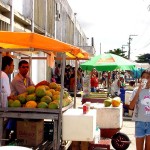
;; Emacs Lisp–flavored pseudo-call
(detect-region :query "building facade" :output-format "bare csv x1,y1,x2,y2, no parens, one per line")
0,0,95,83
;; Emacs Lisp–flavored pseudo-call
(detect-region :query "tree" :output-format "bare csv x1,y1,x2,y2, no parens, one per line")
106,48,128,59
135,53,150,63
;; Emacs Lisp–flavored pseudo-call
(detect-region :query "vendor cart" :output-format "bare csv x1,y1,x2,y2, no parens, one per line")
0,31,89,149
63,103,130,150
90,103,130,150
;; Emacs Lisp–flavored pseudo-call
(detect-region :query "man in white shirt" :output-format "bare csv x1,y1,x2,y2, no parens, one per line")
1,56,14,96
1,55,14,142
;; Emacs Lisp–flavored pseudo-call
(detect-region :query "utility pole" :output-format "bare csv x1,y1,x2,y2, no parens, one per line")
128,35,138,59
128,36,131,59
100,42,101,54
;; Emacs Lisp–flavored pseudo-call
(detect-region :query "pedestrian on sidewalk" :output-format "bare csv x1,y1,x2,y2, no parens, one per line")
129,68,150,150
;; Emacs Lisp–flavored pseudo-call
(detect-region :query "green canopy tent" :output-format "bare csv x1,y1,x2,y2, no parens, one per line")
80,53,135,71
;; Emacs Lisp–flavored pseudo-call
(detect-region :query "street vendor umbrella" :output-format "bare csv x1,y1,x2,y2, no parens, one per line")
80,53,135,71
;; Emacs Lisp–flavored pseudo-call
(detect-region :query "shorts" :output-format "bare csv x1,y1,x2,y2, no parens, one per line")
135,121,150,138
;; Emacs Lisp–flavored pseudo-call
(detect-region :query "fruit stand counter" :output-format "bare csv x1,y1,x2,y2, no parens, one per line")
82,92,108,104
78,102,123,138
0,102,73,149
91,103,123,138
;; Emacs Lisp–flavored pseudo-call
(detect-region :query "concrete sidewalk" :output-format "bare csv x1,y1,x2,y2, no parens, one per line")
119,117,135,150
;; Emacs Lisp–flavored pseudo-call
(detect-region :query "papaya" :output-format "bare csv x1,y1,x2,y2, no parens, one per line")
44,85,50,90
45,90,52,97
35,85,46,97
112,97,121,107
17,92,27,104
26,93,36,101
52,95,60,101
48,101,59,109
25,101,37,108
26,85,35,94
11,100,21,107
37,102,48,108
40,96,52,104
8,99,14,107
49,82,57,89
49,89,55,95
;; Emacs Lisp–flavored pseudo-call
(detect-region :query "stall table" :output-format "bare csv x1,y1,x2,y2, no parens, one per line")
0,102,73,149
82,92,108,104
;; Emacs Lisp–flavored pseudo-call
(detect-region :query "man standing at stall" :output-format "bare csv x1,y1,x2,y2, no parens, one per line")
10,60,34,95
1,55,14,100
1,55,14,143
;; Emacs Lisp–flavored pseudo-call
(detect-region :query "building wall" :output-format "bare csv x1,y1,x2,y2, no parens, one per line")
0,0,93,83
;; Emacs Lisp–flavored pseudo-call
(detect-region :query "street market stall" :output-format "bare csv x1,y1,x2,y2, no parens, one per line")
0,31,89,149
80,53,136,114
82,92,108,104
62,98,130,150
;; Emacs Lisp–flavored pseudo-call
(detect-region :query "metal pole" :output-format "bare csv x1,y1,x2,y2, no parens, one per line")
58,53,66,149
100,43,101,54
74,59,78,108
0,52,2,107
128,35,137,59
128,36,131,59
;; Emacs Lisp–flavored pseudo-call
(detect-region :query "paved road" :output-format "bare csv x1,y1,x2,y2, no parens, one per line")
75,97,136,150
119,118,135,150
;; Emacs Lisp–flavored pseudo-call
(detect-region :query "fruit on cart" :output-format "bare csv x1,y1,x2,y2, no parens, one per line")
49,89,55,95
53,91,60,96
17,92,27,104
104,98,112,107
63,96,73,107
8,99,14,107
112,97,121,107
40,95,52,104
45,90,52,97
62,99,67,107
48,101,59,109
8,81,73,109
52,94,60,101
26,85,35,94
44,85,50,90
26,93,36,101
25,101,37,108
37,101,48,108
63,91,69,98
35,85,46,97
55,85,61,91
49,82,57,89
11,100,21,107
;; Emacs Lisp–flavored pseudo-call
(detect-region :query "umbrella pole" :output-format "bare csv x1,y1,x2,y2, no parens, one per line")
74,59,78,108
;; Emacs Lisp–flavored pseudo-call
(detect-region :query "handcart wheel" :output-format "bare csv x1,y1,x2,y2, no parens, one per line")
111,132,131,150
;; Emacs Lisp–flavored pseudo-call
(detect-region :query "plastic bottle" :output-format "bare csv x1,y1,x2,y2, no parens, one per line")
1,86,8,108
94,126,100,144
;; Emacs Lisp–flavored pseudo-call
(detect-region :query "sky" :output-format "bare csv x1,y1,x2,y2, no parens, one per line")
68,0,150,61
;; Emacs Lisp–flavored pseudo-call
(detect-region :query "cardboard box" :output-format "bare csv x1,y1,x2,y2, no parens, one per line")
17,119,44,146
